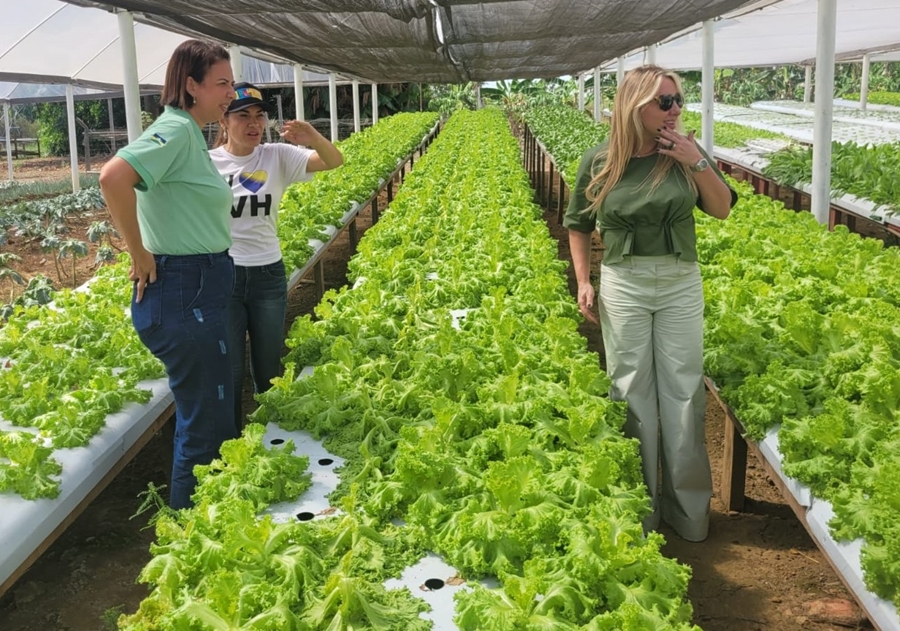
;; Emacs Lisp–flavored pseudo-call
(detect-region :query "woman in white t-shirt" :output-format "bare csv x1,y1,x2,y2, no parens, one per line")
210,82,343,431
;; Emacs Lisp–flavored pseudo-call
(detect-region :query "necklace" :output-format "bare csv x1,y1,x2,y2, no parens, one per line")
633,148,657,158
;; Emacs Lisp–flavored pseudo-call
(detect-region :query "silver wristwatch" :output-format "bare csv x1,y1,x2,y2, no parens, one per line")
690,157,710,172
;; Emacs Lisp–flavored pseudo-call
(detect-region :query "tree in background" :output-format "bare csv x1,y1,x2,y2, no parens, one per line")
33,96,157,157
427,83,477,116
270,82,425,122
681,62,900,106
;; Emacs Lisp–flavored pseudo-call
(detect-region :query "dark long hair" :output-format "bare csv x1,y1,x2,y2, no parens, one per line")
161,40,230,110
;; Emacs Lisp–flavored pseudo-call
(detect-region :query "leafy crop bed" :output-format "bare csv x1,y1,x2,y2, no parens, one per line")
763,141,900,210
528,106,900,612
278,112,439,271
121,109,703,631
0,260,163,498
698,184,900,606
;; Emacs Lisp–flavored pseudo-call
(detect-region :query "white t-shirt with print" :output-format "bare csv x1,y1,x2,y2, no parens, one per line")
209,143,314,266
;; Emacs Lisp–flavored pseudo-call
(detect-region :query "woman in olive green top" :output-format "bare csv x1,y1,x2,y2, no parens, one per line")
565,65,736,542
99,40,238,510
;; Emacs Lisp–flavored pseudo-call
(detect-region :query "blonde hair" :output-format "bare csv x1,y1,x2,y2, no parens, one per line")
586,65,697,215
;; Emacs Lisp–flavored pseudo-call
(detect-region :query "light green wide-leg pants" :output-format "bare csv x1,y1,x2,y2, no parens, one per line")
598,255,711,542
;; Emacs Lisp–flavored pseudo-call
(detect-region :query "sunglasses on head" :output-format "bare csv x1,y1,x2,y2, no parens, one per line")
654,93,684,111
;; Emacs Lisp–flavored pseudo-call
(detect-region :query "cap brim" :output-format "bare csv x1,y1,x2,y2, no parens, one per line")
228,101,274,115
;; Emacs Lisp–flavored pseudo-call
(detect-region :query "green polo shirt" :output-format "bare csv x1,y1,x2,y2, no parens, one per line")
564,142,735,265
117,106,233,255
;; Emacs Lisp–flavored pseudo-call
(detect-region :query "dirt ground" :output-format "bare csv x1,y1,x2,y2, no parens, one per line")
0,156,871,631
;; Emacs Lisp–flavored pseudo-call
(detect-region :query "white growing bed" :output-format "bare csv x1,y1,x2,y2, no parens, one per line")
0,123,441,597
752,425,899,631
687,102,900,146
0,377,173,592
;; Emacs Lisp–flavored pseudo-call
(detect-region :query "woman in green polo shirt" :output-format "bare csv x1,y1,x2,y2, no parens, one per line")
99,40,237,510
565,65,737,542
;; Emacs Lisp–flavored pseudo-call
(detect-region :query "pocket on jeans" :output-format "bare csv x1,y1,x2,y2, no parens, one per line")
181,265,206,312
262,259,286,279
132,280,163,337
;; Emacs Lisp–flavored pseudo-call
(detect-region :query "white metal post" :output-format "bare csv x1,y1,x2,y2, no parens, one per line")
3,102,13,180
617,57,625,88
577,74,585,112
352,80,360,133
107,98,117,152
276,94,283,126
371,84,379,124
804,64,813,103
811,0,837,225
66,84,80,192
229,46,243,83
647,44,657,65
293,64,305,120
860,53,871,111
593,67,602,122
701,20,715,156
475,83,482,109
328,73,338,142
116,11,142,143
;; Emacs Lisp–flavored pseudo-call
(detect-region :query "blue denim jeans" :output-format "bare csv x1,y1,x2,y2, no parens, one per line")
228,259,288,431
131,251,237,510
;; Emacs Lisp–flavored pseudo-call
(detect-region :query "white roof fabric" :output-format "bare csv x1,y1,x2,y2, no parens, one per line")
0,82,160,105
0,0,351,105
61,0,757,83
1,0,185,89
603,0,900,72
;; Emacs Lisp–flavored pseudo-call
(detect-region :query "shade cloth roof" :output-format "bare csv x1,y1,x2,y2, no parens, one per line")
60,0,757,83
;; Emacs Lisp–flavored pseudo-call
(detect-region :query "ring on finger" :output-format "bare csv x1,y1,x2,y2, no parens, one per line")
668,141,676,150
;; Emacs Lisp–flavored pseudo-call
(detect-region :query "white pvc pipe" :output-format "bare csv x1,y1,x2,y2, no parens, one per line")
328,73,338,142
593,67,601,122
701,20,715,156
475,83,482,110
293,64,305,120
647,44,657,65
860,53,870,111
577,74,585,112
371,84,379,124
275,94,283,126
3,102,13,180
116,11,142,143
617,57,625,87
352,80,360,133
811,0,837,226
804,65,813,103
66,84,79,192
229,46,243,83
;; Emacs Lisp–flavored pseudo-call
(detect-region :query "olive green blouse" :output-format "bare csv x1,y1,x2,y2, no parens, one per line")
563,142,736,265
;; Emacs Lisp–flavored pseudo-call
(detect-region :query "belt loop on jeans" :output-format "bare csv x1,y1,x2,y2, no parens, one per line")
158,255,168,268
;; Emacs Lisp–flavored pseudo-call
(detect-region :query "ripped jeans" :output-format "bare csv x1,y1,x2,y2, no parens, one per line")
131,251,237,510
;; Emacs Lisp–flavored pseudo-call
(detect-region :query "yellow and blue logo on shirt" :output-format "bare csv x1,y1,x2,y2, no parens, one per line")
149,133,167,146
238,170,268,194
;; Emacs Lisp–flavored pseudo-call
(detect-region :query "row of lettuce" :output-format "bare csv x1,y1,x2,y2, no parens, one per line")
521,106,794,185
0,112,439,501
277,113,439,271
121,109,703,631
526,104,900,606
762,141,900,212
